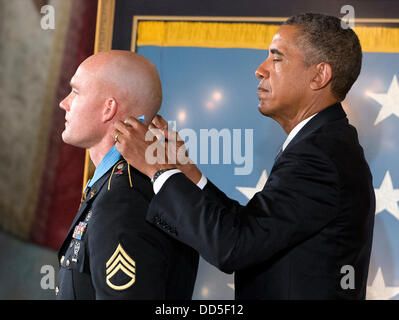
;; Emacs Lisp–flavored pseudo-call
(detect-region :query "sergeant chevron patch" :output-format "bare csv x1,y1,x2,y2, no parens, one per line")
105,243,136,290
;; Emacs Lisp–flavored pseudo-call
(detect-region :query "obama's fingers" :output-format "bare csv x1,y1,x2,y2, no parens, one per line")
148,125,164,141
152,114,168,131
113,129,122,144
114,120,134,136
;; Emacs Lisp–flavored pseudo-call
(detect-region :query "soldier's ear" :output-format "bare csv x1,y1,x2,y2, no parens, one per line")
102,97,118,122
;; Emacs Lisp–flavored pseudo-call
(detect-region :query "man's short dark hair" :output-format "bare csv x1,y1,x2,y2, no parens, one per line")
283,13,362,101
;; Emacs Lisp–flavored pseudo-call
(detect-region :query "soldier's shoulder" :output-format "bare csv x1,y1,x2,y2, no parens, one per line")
104,160,153,200
89,160,155,229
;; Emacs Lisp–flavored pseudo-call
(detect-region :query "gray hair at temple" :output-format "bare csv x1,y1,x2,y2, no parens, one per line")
283,13,362,101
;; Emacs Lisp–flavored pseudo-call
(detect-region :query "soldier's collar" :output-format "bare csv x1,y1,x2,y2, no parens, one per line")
85,145,122,191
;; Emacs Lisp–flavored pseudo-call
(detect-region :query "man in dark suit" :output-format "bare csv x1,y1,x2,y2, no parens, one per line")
113,13,375,299
57,50,198,299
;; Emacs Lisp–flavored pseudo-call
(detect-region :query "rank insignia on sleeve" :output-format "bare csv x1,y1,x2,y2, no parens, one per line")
105,243,136,290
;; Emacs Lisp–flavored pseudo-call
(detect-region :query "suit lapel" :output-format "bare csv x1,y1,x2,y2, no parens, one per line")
284,102,347,153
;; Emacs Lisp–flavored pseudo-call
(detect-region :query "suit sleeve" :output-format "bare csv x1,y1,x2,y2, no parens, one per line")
89,182,170,299
146,141,340,273
202,179,242,211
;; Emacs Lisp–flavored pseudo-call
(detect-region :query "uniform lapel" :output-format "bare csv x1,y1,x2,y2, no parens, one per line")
58,170,112,257
63,191,94,243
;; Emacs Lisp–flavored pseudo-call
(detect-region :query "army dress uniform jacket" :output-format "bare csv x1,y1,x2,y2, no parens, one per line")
146,103,375,299
57,160,198,299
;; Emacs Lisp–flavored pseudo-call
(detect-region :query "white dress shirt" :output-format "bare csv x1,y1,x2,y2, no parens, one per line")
153,169,207,194
281,113,317,151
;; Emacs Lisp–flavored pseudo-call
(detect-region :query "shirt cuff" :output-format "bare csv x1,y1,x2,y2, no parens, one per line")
153,170,208,194
197,175,208,190
153,169,182,194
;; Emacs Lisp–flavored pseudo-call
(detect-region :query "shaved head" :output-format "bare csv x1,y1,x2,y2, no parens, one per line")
80,50,162,123
60,50,162,165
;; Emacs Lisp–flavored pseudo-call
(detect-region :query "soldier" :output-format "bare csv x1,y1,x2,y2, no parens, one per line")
56,50,198,299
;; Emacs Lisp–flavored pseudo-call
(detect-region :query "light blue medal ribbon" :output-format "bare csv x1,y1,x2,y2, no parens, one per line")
84,115,145,191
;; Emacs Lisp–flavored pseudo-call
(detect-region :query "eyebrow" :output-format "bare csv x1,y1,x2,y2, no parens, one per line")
270,48,285,57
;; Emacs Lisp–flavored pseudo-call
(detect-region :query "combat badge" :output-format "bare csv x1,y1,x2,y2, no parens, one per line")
71,241,81,263
105,243,136,290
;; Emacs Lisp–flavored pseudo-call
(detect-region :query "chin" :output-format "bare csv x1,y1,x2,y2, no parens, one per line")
61,132,78,147
61,131,68,143
258,103,272,117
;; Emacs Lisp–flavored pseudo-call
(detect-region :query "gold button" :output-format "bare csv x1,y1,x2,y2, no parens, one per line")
66,259,70,267
55,286,59,296
60,256,65,264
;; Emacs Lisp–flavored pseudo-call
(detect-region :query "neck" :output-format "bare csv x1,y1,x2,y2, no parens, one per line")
88,136,115,167
276,96,338,134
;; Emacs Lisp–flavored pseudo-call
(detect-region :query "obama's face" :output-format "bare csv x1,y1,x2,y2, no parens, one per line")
255,25,312,120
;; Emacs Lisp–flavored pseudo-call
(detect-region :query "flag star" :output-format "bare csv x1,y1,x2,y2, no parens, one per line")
367,268,399,300
374,171,399,220
368,75,399,125
236,170,268,200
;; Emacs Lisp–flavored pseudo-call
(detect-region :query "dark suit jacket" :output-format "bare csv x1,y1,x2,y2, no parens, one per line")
147,103,375,299
57,160,198,299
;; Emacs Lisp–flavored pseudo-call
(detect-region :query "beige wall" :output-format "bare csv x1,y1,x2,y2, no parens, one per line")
0,0,71,238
